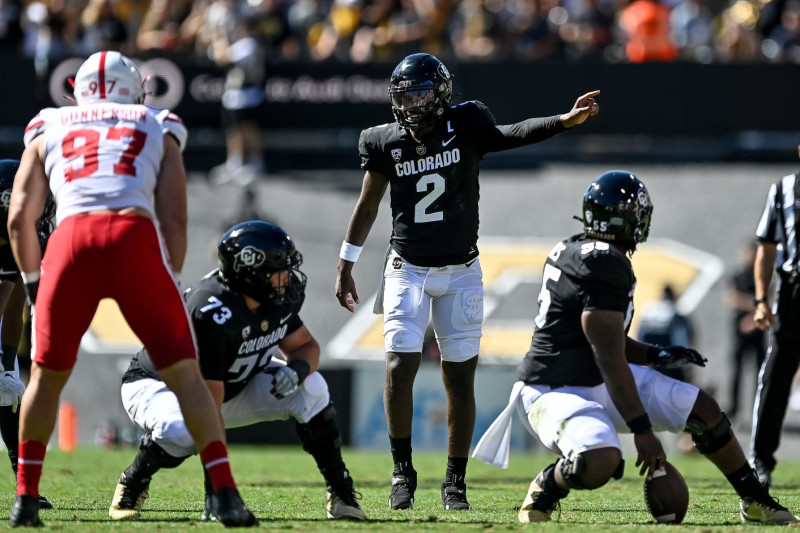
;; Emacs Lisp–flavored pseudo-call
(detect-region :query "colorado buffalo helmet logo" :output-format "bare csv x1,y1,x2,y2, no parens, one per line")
234,246,266,271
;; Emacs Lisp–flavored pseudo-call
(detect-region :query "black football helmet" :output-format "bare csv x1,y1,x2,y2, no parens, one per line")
389,53,453,131
217,220,306,306
581,170,653,249
0,159,56,244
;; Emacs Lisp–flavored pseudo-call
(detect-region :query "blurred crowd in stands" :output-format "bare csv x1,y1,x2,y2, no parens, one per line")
0,0,798,70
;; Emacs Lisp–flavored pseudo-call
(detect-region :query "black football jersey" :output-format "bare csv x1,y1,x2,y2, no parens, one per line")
359,101,565,267
123,270,305,401
0,244,20,282
516,234,636,387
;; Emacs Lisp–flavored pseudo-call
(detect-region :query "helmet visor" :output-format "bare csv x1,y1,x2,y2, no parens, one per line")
391,88,435,110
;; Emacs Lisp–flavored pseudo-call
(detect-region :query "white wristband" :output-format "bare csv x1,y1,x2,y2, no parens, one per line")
20,270,40,284
339,241,363,262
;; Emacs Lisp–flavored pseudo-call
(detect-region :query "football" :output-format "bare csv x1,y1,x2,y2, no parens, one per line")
643,461,690,524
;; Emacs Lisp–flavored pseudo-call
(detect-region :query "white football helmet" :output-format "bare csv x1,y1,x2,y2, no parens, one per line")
73,51,145,105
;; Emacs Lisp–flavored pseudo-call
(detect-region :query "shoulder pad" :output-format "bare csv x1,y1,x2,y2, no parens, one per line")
153,108,188,151
578,242,631,284
184,278,220,308
23,109,56,146
452,100,496,126
363,123,391,133
359,123,392,143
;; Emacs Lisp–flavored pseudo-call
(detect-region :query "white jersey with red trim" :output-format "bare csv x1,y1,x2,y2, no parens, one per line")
23,103,188,226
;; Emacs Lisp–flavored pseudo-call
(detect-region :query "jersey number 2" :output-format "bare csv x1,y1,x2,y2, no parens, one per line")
62,127,147,182
414,173,445,223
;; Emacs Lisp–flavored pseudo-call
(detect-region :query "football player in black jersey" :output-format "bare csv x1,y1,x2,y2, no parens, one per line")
109,221,366,522
0,159,53,511
334,52,600,511
474,171,797,525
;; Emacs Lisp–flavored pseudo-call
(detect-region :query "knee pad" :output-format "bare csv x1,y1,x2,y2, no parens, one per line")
437,337,480,362
296,402,342,452
384,320,424,353
559,455,590,490
301,371,329,398
153,418,195,456
560,455,624,490
141,434,189,469
685,412,733,455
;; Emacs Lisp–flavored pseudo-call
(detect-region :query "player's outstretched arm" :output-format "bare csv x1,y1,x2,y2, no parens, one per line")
560,90,601,128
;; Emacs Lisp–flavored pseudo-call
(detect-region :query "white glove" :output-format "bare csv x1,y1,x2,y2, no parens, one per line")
269,366,300,399
0,372,25,413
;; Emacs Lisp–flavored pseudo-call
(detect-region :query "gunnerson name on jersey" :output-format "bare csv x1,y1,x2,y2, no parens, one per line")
395,149,460,177
61,106,148,125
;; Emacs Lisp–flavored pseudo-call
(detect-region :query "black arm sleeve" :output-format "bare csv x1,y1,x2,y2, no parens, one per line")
485,115,567,152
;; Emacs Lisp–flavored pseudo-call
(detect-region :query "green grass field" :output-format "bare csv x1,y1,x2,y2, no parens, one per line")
1,446,798,531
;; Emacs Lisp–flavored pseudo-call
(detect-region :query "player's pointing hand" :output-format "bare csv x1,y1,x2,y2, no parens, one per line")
561,90,601,128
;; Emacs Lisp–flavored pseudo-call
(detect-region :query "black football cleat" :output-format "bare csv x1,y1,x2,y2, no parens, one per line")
201,493,218,522
752,459,773,489
518,463,570,523
326,475,366,520
108,472,150,520
388,467,417,510
37,496,53,510
740,496,799,524
214,487,258,528
441,474,472,511
9,494,43,528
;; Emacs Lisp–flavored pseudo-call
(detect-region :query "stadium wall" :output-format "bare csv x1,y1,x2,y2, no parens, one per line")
1,54,797,168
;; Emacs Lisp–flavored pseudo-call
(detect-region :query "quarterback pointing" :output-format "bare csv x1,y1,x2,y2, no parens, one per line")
335,52,599,511
109,221,366,522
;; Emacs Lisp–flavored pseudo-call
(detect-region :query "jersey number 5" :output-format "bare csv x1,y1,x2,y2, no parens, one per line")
534,264,562,329
62,127,147,182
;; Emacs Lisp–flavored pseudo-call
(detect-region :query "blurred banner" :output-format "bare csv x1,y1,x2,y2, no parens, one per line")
2,54,799,167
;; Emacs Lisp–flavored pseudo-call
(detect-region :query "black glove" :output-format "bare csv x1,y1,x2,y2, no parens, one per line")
649,345,707,369
23,280,39,306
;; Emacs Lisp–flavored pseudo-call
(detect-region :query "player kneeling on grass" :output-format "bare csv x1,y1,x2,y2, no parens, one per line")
473,171,799,526
109,221,366,522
